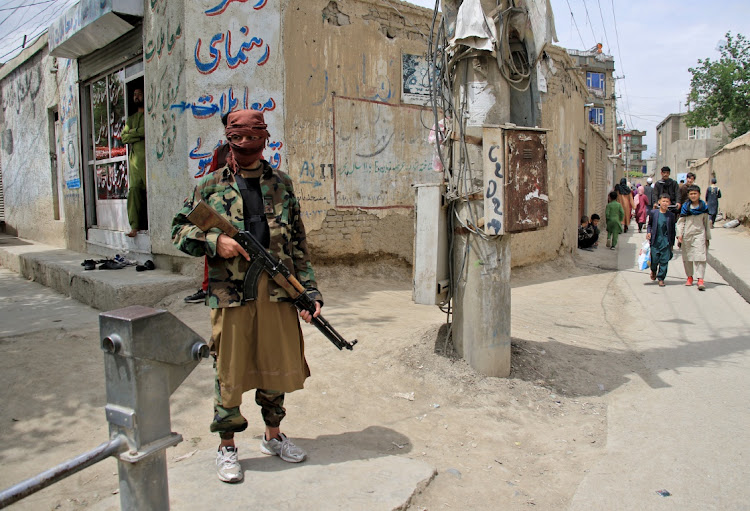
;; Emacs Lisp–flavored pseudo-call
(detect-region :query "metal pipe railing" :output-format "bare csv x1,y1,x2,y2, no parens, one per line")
0,436,126,509
0,305,208,510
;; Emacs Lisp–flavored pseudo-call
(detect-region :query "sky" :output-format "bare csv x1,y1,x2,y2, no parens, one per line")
405,0,750,156
1,0,748,153
0,0,79,62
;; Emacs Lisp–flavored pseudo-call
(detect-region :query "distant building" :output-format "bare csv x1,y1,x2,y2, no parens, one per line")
618,128,647,177
656,113,731,173
643,157,657,179
567,45,616,149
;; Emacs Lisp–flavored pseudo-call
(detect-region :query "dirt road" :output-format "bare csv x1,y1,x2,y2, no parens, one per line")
1,228,749,509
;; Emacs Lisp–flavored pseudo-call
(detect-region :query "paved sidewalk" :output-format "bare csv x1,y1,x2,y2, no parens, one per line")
705,222,750,303
569,222,750,510
0,234,195,310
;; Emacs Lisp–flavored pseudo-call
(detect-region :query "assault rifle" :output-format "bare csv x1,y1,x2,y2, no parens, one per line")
186,200,357,350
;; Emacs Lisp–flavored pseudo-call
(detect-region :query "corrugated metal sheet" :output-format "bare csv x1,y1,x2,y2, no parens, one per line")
79,25,142,82
504,129,548,232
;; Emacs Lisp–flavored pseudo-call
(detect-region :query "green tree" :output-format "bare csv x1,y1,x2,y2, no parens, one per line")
686,32,750,139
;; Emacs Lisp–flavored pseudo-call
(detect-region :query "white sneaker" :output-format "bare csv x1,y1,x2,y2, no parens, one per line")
260,433,307,463
216,446,243,483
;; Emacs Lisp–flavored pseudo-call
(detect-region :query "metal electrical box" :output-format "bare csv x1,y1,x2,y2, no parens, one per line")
413,183,449,306
482,126,549,234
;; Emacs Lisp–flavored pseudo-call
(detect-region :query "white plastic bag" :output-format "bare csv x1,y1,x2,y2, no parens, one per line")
637,241,650,270
724,219,740,228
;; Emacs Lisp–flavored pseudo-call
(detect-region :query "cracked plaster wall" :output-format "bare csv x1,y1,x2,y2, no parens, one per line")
510,47,593,266
284,0,435,265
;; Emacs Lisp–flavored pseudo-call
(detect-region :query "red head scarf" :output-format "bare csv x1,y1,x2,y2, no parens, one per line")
224,110,270,169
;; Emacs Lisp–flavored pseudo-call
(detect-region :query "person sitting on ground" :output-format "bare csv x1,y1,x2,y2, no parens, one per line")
646,194,676,287
605,191,624,250
578,215,599,250
578,215,593,249
589,214,600,247
677,185,711,291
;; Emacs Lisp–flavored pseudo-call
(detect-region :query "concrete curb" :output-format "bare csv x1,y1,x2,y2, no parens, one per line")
707,251,750,304
91,450,437,511
0,236,195,310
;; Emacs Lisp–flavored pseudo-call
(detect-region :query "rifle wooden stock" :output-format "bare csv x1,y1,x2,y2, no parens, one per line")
186,200,239,238
184,200,357,350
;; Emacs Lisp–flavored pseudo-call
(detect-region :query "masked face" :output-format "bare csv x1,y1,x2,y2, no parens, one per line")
227,134,266,167
224,110,270,168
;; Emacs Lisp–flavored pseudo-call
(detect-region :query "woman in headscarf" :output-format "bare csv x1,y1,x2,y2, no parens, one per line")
615,178,635,233
634,184,650,232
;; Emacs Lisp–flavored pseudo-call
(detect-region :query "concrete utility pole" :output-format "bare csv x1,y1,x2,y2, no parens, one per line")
450,0,511,377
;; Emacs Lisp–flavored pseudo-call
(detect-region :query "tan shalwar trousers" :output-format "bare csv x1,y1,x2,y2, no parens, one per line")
209,273,310,435
683,260,706,279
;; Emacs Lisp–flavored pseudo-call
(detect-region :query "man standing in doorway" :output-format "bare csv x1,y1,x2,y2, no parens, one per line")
172,110,321,483
121,88,147,237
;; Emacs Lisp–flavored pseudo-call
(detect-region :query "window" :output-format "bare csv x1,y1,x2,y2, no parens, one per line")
686,159,698,168
688,127,710,140
89,70,129,200
589,107,604,126
586,72,605,92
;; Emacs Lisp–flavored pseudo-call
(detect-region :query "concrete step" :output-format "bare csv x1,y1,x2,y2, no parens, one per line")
92,448,436,511
0,234,195,311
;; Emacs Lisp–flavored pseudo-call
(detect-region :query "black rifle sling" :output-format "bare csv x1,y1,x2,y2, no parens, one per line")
235,173,271,301
234,174,270,248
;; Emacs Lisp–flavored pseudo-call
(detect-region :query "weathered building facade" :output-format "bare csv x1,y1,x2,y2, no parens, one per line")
656,112,731,174
693,130,750,224
509,45,612,266
619,128,647,177
0,37,72,245
0,0,612,274
567,45,616,147
0,0,439,269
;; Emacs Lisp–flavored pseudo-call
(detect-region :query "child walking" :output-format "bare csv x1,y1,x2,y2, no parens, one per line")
677,185,711,290
605,191,624,250
647,194,676,287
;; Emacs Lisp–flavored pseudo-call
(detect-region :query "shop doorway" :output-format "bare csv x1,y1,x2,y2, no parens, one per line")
82,59,146,246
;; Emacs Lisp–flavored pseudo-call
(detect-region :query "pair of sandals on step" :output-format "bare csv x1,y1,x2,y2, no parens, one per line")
81,259,154,271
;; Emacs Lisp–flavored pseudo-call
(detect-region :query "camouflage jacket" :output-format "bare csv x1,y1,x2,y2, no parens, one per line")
171,161,321,308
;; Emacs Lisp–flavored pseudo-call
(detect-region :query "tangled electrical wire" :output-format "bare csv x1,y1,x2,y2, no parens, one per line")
426,1,533,341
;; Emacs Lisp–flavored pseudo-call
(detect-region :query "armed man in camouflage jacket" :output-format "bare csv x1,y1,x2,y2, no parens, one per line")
171,110,321,483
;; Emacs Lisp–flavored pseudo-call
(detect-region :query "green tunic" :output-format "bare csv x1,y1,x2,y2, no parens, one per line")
605,200,624,234
121,112,147,230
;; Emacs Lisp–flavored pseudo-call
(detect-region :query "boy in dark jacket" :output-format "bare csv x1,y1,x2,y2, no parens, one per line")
647,194,676,287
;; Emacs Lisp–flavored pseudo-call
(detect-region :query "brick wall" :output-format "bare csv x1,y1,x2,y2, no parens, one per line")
306,208,414,264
